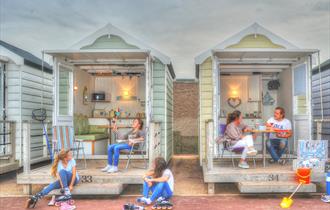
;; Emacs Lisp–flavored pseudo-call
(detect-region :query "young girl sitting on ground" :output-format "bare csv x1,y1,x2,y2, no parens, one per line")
26,149,79,208
137,157,174,206
218,110,257,169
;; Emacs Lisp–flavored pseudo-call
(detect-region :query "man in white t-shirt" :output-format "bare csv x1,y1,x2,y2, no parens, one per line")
266,107,292,164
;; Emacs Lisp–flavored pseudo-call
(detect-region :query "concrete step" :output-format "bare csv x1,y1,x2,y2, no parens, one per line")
238,181,317,193
53,183,124,195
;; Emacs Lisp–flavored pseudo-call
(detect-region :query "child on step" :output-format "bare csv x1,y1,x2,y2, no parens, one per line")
137,157,174,206
26,149,79,208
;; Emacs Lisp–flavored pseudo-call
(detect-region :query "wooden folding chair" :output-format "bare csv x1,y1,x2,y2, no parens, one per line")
52,126,87,169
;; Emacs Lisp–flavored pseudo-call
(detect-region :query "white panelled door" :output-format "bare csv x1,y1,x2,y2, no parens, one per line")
292,59,312,151
53,62,74,126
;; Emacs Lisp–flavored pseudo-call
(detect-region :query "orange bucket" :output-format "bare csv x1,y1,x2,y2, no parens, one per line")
296,168,311,184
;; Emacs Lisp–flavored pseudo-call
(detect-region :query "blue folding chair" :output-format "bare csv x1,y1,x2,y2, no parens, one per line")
52,126,87,168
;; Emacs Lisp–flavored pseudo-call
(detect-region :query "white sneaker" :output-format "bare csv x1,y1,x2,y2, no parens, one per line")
238,161,250,169
107,166,118,173
101,165,112,172
247,148,257,156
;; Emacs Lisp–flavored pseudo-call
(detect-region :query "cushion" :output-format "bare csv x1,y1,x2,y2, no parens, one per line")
75,133,109,141
89,125,107,134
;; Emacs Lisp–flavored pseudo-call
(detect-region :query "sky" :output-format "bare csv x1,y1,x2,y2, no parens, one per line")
0,0,329,79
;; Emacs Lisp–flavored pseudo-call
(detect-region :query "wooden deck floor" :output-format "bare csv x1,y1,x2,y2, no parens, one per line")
17,159,148,185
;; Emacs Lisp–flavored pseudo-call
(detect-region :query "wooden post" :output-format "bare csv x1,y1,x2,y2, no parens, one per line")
149,122,161,168
23,122,31,174
316,121,322,140
206,120,214,171
208,183,215,194
10,122,16,163
149,122,155,168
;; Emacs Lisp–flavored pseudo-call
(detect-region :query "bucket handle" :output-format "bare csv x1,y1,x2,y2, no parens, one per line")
296,171,311,179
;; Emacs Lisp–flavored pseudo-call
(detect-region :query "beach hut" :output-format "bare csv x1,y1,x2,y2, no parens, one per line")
17,23,175,195
0,40,53,174
195,23,324,193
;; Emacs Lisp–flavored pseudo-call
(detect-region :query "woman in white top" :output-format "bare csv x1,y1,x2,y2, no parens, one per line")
26,149,79,208
137,157,174,206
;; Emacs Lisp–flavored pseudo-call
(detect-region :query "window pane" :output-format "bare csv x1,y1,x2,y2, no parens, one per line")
58,67,71,115
294,64,307,114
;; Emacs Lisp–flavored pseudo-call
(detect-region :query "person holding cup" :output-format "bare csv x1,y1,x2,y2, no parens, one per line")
266,107,292,165
101,118,145,173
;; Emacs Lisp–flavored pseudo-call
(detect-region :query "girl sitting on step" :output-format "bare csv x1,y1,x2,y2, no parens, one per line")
137,157,174,206
26,149,79,208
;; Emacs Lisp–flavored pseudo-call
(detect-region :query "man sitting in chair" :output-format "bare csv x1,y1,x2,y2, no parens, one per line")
266,107,292,165
101,118,145,173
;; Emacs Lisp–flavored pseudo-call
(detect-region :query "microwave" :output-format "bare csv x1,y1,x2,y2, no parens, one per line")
92,92,106,101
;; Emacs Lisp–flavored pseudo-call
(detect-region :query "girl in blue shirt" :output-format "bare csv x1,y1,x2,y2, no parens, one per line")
26,149,79,208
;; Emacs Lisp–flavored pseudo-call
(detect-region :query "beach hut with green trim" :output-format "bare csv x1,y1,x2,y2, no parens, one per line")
195,23,323,193
45,23,175,162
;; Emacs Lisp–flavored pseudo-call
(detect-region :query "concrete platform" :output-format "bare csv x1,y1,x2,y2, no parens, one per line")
0,160,20,175
238,181,316,193
203,160,324,194
17,160,147,195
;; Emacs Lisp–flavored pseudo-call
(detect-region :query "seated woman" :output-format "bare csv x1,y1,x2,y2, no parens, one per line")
101,118,145,173
220,110,258,169
26,149,79,208
137,157,174,206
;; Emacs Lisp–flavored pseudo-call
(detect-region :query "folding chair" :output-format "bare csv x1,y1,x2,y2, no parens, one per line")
220,141,256,168
121,141,147,170
52,126,87,169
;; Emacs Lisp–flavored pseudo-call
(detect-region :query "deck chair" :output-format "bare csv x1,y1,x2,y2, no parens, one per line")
120,141,147,170
52,126,87,169
220,141,256,168
218,124,256,168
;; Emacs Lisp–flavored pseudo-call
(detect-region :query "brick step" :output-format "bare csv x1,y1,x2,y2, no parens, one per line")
53,183,124,195
237,181,316,193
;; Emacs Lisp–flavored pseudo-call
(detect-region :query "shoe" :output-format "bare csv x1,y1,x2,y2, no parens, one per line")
56,194,72,203
107,166,118,173
59,202,76,210
101,165,112,172
156,196,166,203
238,161,250,169
48,195,56,206
247,148,257,156
321,194,330,203
278,159,286,165
25,193,42,208
136,197,148,204
268,159,276,164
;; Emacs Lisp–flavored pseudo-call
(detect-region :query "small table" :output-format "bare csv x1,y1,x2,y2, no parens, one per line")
246,130,276,168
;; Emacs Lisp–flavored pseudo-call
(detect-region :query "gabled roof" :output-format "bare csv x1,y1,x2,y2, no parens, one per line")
0,40,52,73
195,23,300,64
69,23,172,65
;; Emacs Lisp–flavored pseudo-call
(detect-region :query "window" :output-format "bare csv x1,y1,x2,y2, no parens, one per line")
293,64,307,115
58,65,72,116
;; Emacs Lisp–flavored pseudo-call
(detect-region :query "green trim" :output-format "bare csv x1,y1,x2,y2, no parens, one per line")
81,34,139,49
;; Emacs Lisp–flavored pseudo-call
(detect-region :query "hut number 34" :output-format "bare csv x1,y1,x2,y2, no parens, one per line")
268,174,279,181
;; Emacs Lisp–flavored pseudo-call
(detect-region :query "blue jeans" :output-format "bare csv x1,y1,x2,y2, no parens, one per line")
107,143,132,166
40,170,79,196
266,138,288,161
142,178,173,201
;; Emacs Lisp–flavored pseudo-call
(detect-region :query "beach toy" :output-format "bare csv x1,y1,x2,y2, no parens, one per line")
280,168,311,208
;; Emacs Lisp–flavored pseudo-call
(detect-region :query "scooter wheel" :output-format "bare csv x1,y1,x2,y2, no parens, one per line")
55,202,60,207
69,200,75,205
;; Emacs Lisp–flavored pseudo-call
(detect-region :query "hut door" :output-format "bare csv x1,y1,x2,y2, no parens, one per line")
54,62,74,126
292,61,312,151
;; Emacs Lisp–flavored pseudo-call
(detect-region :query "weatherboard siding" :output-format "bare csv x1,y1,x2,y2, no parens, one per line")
165,66,174,161
7,63,53,162
199,57,213,162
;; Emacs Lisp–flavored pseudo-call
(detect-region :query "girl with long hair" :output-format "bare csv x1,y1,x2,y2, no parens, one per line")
101,118,145,173
26,149,79,208
222,110,257,169
136,157,174,206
